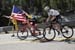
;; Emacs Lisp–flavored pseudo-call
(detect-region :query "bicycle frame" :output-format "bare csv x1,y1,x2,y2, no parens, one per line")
17,20,44,40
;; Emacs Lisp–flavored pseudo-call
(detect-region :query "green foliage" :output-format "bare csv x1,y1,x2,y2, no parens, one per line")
1,0,75,26
2,0,75,15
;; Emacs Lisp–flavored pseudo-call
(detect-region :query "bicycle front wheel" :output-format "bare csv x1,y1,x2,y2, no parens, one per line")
43,28,56,41
17,28,28,40
61,26,74,38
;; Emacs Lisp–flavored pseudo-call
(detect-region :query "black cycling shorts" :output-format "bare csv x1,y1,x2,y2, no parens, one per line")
52,15,61,23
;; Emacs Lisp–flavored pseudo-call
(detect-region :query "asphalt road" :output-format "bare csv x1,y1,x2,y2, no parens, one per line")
0,29,75,50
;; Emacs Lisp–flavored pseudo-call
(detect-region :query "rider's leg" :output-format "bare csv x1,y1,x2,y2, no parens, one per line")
34,24,41,35
29,21,37,36
31,23,41,36
53,23,61,35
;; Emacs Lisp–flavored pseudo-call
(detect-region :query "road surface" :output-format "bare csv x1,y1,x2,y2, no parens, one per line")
0,28,75,50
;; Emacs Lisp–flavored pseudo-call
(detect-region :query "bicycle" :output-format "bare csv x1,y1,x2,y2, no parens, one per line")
17,20,44,40
43,21,74,41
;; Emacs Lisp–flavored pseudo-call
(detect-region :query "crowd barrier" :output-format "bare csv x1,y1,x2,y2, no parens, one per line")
0,26,13,33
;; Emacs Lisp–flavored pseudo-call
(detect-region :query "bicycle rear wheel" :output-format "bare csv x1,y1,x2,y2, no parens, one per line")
61,26,74,38
43,28,56,41
17,28,28,40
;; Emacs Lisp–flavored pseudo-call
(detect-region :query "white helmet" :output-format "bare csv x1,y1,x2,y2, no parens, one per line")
44,6,49,11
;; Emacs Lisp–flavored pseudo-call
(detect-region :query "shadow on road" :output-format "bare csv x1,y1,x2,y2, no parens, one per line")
31,38,75,44
60,38,75,44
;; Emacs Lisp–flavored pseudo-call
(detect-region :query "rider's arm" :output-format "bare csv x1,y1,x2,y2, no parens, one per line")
46,15,56,22
46,16,51,22
50,16,56,21
46,11,52,22
9,14,14,19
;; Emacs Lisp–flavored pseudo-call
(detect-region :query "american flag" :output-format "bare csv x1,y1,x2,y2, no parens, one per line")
11,5,26,22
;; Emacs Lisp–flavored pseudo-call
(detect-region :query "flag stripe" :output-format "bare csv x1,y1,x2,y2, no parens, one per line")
12,5,26,22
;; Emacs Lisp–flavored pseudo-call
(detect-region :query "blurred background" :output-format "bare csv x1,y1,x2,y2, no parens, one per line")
0,0,75,27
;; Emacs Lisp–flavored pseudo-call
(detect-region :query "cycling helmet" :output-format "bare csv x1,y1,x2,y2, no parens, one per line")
44,6,49,11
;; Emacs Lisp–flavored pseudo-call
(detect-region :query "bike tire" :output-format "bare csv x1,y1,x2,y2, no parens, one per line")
17,28,28,40
61,26,74,38
43,27,56,41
